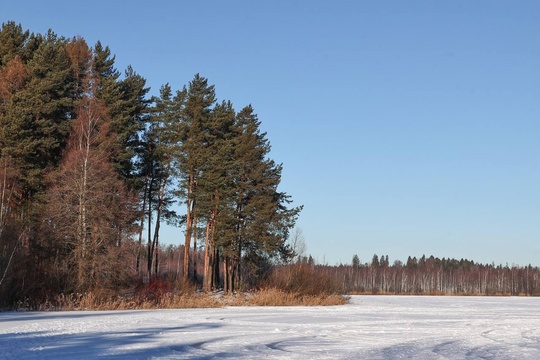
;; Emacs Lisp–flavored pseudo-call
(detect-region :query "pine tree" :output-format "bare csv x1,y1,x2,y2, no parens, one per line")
0,21,35,66
91,42,150,274
0,29,75,200
352,254,360,268
114,66,150,185
221,105,302,292
92,42,150,185
198,100,236,291
141,84,183,276
178,74,216,280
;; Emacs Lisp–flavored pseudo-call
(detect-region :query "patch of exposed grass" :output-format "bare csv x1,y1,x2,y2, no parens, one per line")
217,288,348,307
28,287,348,311
31,292,221,311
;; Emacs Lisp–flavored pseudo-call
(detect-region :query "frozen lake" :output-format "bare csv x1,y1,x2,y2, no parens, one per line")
1,295,539,359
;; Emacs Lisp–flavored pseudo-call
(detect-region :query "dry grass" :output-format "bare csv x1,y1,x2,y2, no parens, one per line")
266,264,342,297
242,288,348,306
32,292,222,311
212,288,348,307
29,287,348,311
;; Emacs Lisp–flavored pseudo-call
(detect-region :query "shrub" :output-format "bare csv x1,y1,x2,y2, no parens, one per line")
265,263,342,296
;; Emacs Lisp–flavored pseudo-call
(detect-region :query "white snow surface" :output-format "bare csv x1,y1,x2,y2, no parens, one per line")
1,295,539,359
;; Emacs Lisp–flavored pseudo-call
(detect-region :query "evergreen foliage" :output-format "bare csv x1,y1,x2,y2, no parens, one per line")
92,42,150,185
0,23,302,305
0,27,75,199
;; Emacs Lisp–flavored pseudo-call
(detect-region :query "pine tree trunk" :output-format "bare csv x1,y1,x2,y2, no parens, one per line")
235,238,242,292
203,221,212,292
213,248,220,289
229,259,235,293
151,211,160,276
183,171,194,279
146,179,153,276
183,198,191,278
146,164,157,277
203,195,219,292
136,175,149,273
153,233,159,276
223,256,229,293
193,211,198,283
151,163,170,277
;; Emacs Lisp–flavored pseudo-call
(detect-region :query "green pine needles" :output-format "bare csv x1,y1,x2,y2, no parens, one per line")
0,22,301,306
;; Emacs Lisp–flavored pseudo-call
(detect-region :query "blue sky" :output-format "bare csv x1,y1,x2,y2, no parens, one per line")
4,1,539,266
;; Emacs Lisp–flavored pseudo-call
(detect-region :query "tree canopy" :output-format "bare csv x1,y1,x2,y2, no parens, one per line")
0,22,302,305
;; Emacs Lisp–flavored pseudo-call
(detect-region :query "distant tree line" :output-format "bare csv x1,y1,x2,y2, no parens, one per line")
0,22,301,307
310,254,540,296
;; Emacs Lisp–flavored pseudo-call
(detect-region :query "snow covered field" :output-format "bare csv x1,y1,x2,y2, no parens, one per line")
1,295,539,359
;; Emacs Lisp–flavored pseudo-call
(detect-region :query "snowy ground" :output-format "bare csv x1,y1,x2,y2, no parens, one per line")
1,295,539,359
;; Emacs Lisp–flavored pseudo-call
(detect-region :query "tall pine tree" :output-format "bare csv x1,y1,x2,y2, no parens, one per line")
199,100,236,291
92,42,150,186
178,74,216,280
222,105,302,292
0,28,75,201
141,84,184,276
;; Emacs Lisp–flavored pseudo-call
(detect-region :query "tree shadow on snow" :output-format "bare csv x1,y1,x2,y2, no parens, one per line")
0,322,236,359
0,310,155,323
368,339,534,360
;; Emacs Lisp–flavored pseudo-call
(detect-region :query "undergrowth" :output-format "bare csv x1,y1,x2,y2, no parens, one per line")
12,264,349,311
16,287,347,311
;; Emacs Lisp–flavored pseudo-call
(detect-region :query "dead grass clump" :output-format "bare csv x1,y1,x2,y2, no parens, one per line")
26,289,347,310
25,271,349,311
38,290,223,311
47,292,139,310
265,264,342,297
154,293,222,309
239,288,348,306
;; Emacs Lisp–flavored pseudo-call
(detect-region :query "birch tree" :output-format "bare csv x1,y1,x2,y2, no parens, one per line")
43,44,136,290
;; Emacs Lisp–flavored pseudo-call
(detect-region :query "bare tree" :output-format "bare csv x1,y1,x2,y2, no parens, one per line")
288,227,307,264
0,156,23,288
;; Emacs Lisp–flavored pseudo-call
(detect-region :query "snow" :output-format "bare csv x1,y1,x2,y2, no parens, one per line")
1,295,539,359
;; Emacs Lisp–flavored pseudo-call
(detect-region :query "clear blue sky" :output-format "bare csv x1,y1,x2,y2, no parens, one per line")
4,1,539,266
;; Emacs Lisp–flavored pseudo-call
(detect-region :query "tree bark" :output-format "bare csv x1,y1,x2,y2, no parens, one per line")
183,170,194,279
136,174,149,273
